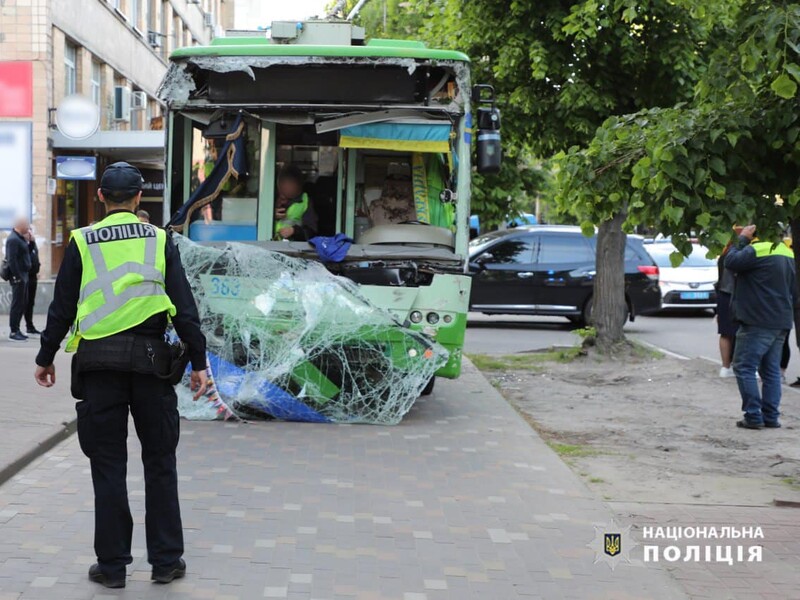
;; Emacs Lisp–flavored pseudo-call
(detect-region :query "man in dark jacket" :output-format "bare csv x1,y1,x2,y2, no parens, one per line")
23,230,41,335
5,218,32,341
725,224,797,429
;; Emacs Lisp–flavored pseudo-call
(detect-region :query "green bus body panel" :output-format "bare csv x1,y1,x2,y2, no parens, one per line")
358,274,471,379
171,43,470,63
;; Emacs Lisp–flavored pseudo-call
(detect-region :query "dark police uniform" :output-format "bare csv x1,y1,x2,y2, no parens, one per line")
35,163,206,588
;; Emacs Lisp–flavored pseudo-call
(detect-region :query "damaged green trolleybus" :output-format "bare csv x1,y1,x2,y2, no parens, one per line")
158,19,501,389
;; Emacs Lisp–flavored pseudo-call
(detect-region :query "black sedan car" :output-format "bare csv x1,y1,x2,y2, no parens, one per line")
468,225,662,325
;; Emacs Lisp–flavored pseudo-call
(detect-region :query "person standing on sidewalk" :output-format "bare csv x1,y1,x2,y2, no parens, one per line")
716,234,739,378
33,162,209,589
5,218,32,342
725,224,796,429
23,229,41,336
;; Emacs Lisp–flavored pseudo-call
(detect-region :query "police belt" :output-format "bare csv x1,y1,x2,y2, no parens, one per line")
75,334,188,383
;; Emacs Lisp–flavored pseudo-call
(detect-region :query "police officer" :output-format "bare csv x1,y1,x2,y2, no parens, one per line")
34,162,209,589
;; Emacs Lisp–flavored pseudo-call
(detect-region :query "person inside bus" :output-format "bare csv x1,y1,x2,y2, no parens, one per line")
274,165,318,241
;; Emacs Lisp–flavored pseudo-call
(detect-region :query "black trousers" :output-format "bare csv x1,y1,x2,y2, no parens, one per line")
76,370,183,575
24,277,37,330
8,278,28,333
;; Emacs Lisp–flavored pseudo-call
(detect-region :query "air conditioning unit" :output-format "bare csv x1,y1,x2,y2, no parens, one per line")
131,91,147,110
113,86,131,121
147,30,161,48
204,12,214,27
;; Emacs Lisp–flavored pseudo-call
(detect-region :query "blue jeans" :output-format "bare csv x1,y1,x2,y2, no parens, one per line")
733,325,788,425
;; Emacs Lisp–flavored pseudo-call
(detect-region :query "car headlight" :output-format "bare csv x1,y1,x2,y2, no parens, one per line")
426,312,440,325
410,311,424,324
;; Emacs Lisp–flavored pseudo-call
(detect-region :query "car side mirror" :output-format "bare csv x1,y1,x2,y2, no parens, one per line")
471,252,492,270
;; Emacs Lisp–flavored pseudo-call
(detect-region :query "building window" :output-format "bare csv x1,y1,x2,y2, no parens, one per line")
64,42,78,96
130,0,139,29
108,0,120,8
173,16,181,51
161,1,169,58
91,61,102,106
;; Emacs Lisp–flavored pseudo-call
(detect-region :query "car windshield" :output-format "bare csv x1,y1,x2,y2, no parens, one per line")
648,244,717,268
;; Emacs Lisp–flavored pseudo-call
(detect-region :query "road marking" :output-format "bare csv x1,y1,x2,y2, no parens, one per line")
633,339,690,360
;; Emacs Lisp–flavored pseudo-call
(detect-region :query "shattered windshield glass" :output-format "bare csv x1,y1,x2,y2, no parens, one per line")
173,235,448,424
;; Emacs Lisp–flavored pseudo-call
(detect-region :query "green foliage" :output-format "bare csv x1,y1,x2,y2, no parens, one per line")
326,0,424,38
470,151,553,230
556,1,800,257
412,0,730,156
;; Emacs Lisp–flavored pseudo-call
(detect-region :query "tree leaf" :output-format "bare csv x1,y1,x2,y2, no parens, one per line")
669,251,685,268
771,74,798,99
580,221,595,237
709,156,727,176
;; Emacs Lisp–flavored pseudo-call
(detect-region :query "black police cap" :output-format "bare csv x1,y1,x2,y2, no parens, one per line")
100,162,144,195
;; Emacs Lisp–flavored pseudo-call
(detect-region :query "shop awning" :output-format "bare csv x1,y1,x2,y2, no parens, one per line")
51,130,165,165
339,122,452,153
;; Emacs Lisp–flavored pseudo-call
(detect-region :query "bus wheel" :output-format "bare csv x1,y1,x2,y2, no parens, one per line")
421,376,436,396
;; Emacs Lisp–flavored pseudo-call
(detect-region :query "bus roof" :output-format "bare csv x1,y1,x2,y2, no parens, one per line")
171,37,470,63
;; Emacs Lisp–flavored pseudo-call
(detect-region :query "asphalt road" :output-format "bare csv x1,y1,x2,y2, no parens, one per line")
464,309,800,379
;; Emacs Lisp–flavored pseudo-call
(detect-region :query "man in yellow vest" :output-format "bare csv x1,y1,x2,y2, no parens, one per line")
725,224,797,430
274,165,318,241
33,162,208,589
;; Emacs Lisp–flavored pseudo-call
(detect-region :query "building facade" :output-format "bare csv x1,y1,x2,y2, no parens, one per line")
0,0,232,279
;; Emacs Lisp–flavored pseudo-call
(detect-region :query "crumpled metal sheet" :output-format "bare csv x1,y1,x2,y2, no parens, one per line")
173,235,448,424
158,55,470,110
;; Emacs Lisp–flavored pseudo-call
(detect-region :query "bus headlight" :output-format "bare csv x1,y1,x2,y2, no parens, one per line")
426,312,440,325
443,314,453,324
410,311,424,324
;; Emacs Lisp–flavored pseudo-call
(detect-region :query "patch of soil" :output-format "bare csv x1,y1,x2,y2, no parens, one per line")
486,354,800,506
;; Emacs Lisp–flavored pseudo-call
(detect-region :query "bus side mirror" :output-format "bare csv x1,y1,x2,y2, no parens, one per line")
472,85,502,174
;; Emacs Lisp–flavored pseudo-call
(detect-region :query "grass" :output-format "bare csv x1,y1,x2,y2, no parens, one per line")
588,477,605,484
547,442,601,458
781,476,800,491
468,347,582,372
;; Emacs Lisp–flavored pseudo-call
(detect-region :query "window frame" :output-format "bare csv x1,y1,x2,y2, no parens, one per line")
64,42,78,96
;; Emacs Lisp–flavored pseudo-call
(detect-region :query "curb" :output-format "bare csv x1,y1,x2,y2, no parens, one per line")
0,419,77,487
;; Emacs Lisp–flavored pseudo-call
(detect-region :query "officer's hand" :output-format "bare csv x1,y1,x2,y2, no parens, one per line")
279,226,295,239
190,370,209,401
35,365,56,388
741,224,757,240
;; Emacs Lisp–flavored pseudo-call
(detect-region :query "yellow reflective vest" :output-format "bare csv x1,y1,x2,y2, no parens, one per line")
66,212,176,352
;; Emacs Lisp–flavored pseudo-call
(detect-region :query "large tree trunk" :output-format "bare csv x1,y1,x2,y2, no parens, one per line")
593,209,628,352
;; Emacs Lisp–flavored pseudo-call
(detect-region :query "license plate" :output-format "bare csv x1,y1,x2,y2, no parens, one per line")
680,291,710,300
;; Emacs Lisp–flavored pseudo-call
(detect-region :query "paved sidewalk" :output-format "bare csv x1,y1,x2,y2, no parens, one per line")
0,362,684,600
0,342,73,483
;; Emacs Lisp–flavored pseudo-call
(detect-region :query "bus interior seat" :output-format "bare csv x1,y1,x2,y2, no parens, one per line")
367,176,416,227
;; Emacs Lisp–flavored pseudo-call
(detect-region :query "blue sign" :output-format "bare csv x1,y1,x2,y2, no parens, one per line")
56,156,96,180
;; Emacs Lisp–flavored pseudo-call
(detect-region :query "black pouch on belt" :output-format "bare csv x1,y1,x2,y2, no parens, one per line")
160,341,191,385
76,335,172,377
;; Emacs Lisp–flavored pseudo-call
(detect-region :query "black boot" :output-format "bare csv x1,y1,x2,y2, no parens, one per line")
88,563,125,588
151,558,186,584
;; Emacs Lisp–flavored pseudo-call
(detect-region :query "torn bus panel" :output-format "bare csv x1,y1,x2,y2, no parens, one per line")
173,235,448,424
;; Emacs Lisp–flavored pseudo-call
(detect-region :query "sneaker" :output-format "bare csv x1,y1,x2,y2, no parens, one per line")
9,332,27,342
25,327,41,336
151,558,186,584
790,377,800,388
764,421,782,428
736,419,764,430
719,366,735,378
88,563,125,589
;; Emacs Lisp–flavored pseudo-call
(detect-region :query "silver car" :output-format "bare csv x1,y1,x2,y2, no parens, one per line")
646,243,718,310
